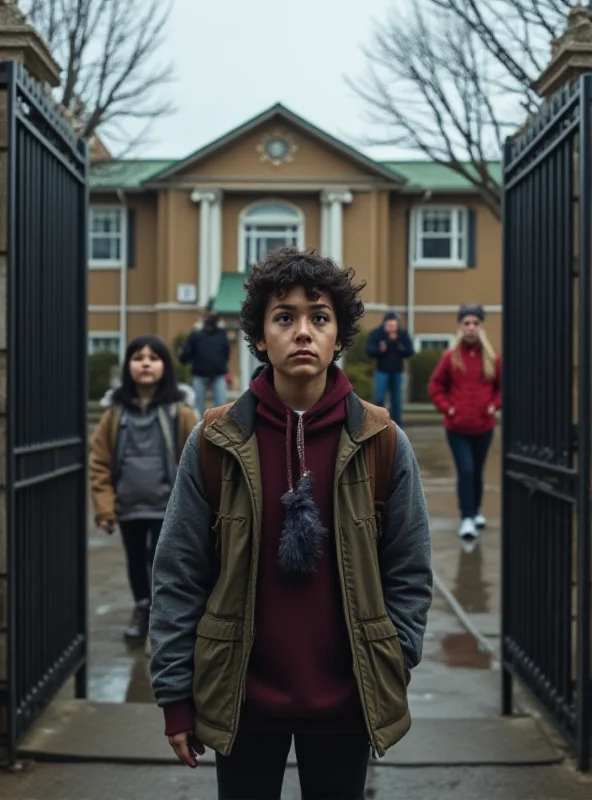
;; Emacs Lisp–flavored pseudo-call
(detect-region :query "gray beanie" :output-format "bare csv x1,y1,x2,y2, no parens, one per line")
458,303,485,322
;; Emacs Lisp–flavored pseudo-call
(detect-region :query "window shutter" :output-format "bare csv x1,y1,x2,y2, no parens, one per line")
467,209,477,267
127,209,136,268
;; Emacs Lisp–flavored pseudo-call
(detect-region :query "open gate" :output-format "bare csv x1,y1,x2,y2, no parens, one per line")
502,75,591,770
0,62,88,761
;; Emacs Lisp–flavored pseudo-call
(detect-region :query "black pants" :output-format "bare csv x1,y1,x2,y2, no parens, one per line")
446,429,494,519
216,731,370,800
119,519,163,603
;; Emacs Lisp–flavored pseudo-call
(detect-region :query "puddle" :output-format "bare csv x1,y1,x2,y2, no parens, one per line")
440,632,492,669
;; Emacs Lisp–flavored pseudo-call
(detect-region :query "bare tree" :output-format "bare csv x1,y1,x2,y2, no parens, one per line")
17,0,175,152
352,0,576,218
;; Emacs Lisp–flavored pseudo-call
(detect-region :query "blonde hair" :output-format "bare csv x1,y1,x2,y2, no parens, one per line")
450,329,497,381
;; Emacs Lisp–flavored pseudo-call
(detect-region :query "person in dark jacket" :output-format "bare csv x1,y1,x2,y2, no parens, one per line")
149,248,432,799
180,312,230,417
428,304,502,545
366,311,414,426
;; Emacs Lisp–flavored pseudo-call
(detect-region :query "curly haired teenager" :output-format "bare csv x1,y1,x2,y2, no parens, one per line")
150,249,432,800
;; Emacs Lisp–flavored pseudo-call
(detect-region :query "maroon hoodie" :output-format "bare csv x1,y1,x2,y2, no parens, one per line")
162,366,366,738
240,366,365,733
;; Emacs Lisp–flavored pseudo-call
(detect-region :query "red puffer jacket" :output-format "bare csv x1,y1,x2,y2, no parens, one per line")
428,342,502,435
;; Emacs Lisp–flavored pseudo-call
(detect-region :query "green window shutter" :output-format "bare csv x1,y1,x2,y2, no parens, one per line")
467,209,477,267
127,209,136,268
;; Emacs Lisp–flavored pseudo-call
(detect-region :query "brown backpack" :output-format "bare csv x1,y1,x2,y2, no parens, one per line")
198,401,397,516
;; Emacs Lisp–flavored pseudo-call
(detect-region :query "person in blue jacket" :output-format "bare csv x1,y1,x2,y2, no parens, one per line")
366,312,414,426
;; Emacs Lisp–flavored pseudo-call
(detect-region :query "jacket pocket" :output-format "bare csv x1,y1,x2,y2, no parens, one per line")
361,617,408,729
192,614,243,731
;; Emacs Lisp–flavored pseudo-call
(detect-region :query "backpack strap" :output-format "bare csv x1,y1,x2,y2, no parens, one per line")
366,422,398,505
198,403,235,512
362,416,398,534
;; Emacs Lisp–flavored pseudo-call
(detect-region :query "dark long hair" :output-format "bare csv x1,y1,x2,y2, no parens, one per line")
111,335,183,408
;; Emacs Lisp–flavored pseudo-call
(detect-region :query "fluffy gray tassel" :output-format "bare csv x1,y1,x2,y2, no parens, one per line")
278,473,328,576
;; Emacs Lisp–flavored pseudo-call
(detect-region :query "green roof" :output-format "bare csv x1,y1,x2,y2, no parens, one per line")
89,159,176,189
89,157,501,192
214,272,246,315
380,160,501,190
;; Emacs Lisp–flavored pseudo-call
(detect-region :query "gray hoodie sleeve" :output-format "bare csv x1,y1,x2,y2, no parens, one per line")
379,428,432,669
149,423,218,706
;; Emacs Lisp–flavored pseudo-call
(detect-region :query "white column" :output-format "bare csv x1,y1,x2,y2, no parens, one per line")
209,191,223,300
190,189,223,308
320,195,331,256
320,189,353,265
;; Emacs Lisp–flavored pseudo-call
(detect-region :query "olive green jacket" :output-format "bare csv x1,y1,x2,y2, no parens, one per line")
150,390,432,757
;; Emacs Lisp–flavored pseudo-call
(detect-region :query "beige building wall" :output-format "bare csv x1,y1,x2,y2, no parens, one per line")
127,194,158,306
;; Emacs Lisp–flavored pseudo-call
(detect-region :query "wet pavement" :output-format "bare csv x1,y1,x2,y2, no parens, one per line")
5,425,592,798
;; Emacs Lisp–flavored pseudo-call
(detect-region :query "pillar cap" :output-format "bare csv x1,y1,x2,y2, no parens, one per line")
533,5,592,99
0,0,61,87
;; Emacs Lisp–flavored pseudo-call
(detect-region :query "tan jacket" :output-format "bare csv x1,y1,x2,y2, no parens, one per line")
89,401,198,524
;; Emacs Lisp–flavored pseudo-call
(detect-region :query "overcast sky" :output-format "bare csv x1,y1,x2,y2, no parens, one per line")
141,0,404,160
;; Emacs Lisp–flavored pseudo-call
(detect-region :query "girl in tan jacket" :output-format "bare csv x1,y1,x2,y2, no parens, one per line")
90,335,198,641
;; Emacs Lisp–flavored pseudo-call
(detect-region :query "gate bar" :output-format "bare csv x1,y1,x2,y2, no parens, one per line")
576,74,592,773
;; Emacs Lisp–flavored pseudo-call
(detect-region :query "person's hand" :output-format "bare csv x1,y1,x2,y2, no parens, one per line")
488,404,496,416
379,340,387,353
168,731,205,768
447,408,455,417
98,520,115,534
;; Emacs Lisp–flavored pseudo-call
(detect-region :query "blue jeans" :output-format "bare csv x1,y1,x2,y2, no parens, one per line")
192,374,227,418
446,429,494,519
374,370,403,426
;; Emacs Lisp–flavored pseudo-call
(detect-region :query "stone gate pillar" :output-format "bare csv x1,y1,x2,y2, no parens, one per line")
0,0,60,761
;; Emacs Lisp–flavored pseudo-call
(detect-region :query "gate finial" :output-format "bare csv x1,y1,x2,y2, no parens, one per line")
533,4,592,99
0,0,61,87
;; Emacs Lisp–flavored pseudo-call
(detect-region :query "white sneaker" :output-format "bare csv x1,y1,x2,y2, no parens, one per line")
459,517,477,539
474,513,486,529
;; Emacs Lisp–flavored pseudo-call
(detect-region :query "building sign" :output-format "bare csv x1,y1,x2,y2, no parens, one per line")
177,284,197,303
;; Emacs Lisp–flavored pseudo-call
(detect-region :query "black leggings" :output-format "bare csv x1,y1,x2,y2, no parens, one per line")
119,519,163,603
216,730,370,800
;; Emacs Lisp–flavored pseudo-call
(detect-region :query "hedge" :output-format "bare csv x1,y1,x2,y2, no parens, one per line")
88,351,119,400
408,347,445,403
343,331,374,401
172,332,192,385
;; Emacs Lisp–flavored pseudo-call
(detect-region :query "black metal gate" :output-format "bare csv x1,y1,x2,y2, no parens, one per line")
502,75,591,771
0,62,88,761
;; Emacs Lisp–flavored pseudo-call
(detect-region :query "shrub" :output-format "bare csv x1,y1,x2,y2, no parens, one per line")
346,330,369,366
409,347,445,403
172,332,192,385
88,351,119,400
344,362,373,401
343,330,374,400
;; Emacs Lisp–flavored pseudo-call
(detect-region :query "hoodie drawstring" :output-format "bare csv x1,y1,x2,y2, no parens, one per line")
285,409,307,493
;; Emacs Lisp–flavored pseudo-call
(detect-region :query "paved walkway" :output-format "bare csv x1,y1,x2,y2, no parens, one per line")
4,425,592,799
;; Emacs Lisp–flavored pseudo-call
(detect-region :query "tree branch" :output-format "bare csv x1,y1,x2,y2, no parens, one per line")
19,0,175,152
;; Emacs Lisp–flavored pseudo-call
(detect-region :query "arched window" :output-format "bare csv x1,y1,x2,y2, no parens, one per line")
239,200,304,272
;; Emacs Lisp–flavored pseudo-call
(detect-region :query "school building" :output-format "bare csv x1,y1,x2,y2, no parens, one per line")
88,103,502,391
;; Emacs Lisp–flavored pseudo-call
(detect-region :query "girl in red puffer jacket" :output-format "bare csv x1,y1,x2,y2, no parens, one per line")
428,304,502,545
